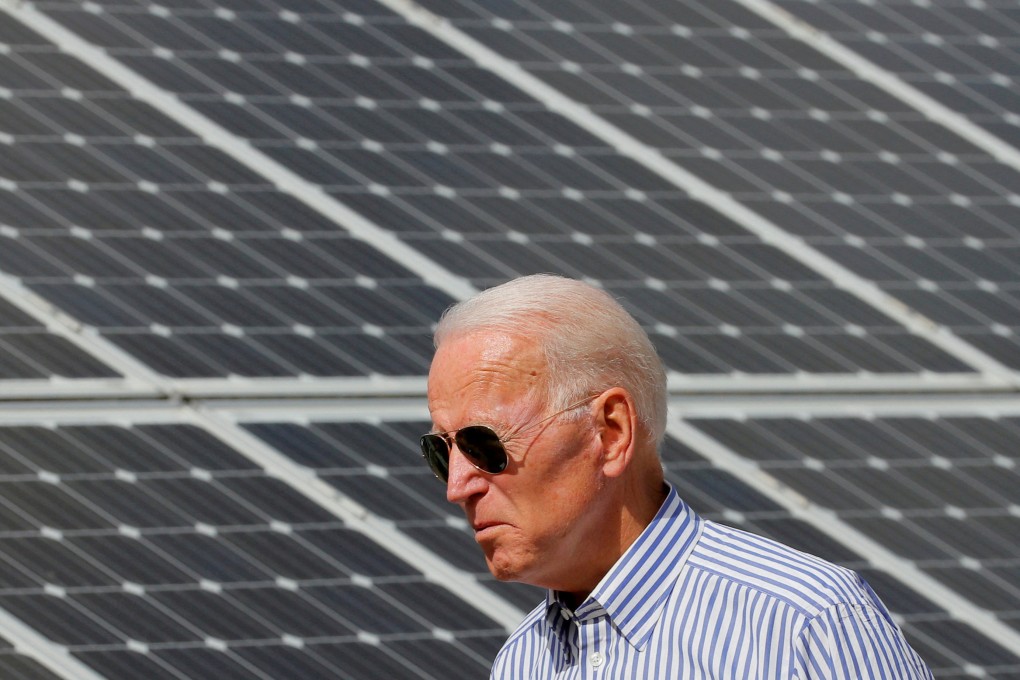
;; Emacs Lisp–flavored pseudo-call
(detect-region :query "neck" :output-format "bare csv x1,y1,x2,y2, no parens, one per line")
559,474,669,609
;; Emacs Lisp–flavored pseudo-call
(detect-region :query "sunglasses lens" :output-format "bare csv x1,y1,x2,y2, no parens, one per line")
420,426,509,482
455,426,509,475
420,434,451,482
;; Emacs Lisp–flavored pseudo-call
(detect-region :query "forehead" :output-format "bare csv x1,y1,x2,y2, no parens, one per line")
427,331,546,423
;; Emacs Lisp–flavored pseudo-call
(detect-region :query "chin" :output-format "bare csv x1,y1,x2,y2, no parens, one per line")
484,548,532,584
485,556,519,582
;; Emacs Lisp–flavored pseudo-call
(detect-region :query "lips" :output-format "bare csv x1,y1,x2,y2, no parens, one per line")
472,520,504,537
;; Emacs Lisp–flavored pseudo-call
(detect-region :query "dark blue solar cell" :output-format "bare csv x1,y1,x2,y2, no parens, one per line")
0,55,55,90
0,654,65,680
154,648,275,680
231,646,337,680
74,592,203,643
69,535,193,585
910,619,1020,666
147,533,273,583
297,527,422,577
218,476,338,523
0,594,123,645
0,536,120,587
312,642,430,680
75,649,186,680
751,517,862,563
857,568,944,615
683,467,785,512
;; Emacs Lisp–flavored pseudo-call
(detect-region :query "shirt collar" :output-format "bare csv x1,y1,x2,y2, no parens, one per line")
546,483,702,651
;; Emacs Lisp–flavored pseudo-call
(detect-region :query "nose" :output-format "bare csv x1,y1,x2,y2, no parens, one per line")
445,444,489,504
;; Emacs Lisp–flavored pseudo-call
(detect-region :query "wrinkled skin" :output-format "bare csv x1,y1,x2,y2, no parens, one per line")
427,330,612,596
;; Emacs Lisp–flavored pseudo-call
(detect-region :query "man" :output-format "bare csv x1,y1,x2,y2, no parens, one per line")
421,274,933,679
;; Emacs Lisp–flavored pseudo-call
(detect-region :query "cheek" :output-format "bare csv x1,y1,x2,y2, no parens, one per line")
527,466,603,540
546,438,604,503
507,429,602,541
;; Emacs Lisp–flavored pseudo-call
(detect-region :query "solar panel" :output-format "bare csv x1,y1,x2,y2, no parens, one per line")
0,417,509,680
0,11,460,382
1,0,1020,677
404,0,1020,372
238,408,1020,679
771,0,1020,143
1,1,978,381
8,405,1002,679
670,409,1020,677
0,290,120,382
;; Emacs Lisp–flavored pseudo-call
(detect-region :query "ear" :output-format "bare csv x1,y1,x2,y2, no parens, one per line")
596,387,637,478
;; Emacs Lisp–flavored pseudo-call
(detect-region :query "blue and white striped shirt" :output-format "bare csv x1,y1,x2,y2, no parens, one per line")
491,485,933,679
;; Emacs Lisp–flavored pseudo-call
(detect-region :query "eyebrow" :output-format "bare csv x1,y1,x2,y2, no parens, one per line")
429,417,512,439
428,400,533,438
434,394,599,440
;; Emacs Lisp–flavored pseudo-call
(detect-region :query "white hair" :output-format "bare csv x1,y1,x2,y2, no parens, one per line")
433,275,668,447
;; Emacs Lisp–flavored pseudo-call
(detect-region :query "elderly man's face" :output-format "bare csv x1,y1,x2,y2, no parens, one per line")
426,330,607,591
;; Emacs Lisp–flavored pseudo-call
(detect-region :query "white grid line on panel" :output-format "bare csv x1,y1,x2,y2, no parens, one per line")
150,372,1010,402
0,605,109,680
667,416,1020,658
737,0,1020,169
7,394,983,427
0,400,194,426
1,2,478,314
374,0,1020,387
664,392,1020,420
666,371,1004,395
0,378,155,401
161,376,428,401
205,398,430,427
700,375,1019,419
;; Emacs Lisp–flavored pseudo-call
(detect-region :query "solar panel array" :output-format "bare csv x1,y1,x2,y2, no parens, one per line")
0,416,509,680
0,0,1018,678
670,410,1020,675
775,0,1020,144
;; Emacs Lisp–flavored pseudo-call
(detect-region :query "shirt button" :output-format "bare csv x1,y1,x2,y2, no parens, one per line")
590,652,605,669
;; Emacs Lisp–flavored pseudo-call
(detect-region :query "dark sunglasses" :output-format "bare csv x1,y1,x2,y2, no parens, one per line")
420,395,599,482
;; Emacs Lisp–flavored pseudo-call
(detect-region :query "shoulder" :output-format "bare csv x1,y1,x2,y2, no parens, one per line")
793,600,934,679
689,519,875,617
683,521,933,677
